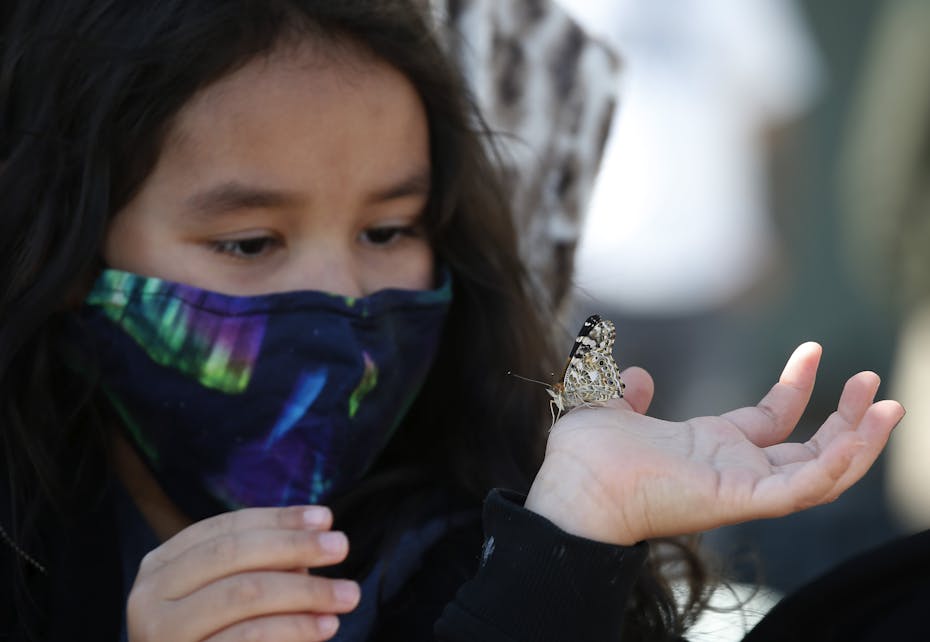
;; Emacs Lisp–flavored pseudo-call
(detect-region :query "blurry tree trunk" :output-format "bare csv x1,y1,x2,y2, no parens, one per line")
431,0,620,315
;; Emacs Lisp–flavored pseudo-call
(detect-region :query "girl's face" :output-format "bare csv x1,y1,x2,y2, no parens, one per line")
104,41,434,297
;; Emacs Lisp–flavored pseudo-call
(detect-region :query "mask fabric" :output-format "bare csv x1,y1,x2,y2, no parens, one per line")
75,269,451,521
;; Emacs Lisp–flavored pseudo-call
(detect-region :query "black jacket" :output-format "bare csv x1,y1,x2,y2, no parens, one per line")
3,479,929,641
0,485,645,641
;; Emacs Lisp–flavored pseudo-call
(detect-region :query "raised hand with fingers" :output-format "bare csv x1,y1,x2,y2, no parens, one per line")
127,505,360,642
525,342,905,546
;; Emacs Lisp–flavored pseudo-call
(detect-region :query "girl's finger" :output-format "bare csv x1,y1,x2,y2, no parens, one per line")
805,371,880,455
617,366,654,415
207,613,341,642
141,505,332,572
153,529,350,598
754,400,903,517
722,342,821,447
817,399,904,502
761,372,880,468
135,572,359,641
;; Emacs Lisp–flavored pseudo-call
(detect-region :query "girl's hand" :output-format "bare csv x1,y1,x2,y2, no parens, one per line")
526,342,905,546
127,505,360,641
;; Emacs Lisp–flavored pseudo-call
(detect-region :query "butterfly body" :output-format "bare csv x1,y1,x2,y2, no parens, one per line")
547,315,625,422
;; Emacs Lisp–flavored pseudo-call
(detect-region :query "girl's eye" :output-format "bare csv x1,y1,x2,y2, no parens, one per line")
210,237,279,258
360,225,420,246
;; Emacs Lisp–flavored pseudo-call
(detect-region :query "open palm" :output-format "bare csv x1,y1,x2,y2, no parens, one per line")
525,343,905,545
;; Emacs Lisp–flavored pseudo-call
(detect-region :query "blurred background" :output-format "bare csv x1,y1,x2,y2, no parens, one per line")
550,0,929,597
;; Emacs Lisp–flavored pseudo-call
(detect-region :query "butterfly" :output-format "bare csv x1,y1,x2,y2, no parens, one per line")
546,314,625,424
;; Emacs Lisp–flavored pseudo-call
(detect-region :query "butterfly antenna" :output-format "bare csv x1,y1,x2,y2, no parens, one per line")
506,371,552,388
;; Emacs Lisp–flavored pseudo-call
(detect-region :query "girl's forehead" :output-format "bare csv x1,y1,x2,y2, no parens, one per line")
169,39,403,142
153,40,429,188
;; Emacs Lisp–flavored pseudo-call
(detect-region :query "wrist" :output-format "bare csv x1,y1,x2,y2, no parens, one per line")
525,456,640,546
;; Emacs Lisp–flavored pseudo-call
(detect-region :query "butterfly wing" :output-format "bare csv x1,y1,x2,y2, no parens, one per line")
558,315,624,411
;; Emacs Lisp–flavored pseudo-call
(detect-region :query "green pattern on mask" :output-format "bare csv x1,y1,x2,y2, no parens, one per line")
348,353,378,418
87,271,262,394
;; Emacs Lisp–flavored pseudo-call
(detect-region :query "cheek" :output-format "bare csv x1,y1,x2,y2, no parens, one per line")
400,243,436,290
409,245,436,289
102,213,147,272
102,211,202,285
367,243,435,292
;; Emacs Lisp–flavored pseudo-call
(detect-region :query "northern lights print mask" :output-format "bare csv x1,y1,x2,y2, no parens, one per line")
77,269,451,520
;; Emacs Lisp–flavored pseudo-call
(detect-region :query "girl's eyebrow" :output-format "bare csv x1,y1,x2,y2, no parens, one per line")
367,168,431,203
184,169,431,217
185,181,299,216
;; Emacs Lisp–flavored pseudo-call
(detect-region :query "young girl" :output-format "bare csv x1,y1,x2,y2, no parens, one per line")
0,1,903,641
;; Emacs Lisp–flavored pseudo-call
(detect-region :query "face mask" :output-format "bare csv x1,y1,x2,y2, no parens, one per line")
74,269,451,520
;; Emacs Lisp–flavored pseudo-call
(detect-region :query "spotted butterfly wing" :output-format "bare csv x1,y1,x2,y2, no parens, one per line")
547,315,625,421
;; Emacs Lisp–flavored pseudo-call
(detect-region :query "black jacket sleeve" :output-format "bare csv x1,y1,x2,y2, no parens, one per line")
0,478,123,642
434,489,648,641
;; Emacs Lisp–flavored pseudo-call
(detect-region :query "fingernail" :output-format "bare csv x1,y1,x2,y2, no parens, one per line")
318,615,339,636
334,580,360,606
302,506,330,528
319,531,347,555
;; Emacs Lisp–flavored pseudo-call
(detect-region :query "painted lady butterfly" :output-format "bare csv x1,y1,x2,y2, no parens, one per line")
547,314,625,423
